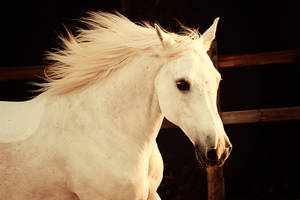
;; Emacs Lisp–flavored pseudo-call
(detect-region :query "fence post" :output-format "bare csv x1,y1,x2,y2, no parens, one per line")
206,39,226,200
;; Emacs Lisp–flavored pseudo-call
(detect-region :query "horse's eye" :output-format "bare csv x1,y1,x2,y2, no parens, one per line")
176,79,190,91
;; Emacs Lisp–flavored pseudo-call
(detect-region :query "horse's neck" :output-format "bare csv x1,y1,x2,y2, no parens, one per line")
89,57,165,146
44,57,164,148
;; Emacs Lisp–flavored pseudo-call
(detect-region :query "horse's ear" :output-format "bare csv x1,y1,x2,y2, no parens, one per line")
155,23,167,48
202,18,219,51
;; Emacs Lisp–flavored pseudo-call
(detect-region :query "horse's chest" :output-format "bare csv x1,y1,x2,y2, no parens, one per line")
68,142,163,200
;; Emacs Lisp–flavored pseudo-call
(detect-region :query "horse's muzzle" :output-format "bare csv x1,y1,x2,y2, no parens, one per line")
195,144,232,168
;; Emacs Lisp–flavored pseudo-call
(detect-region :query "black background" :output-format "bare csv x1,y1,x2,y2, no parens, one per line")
1,1,300,199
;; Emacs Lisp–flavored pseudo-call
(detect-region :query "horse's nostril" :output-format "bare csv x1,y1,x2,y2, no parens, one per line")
207,149,218,161
228,146,232,153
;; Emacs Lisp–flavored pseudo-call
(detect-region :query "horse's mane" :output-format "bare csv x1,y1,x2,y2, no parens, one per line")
38,12,201,96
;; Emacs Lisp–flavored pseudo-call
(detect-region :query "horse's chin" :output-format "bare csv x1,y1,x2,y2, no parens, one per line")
195,153,207,168
194,146,209,168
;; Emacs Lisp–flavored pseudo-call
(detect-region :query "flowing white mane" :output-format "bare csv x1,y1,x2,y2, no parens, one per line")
39,12,202,95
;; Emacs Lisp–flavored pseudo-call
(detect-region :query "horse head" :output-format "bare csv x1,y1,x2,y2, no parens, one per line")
154,19,232,167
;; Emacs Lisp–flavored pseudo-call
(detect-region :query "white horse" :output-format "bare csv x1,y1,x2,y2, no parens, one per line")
0,12,232,200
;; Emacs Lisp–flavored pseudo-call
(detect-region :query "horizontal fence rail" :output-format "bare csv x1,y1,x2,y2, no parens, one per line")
219,49,300,68
0,65,44,81
162,106,300,128
1,49,300,126
1,49,299,81
220,106,300,125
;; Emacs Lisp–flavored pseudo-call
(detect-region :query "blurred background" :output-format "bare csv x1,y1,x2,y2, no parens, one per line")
1,1,300,199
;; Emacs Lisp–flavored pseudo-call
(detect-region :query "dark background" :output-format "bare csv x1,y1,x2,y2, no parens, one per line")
1,1,300,199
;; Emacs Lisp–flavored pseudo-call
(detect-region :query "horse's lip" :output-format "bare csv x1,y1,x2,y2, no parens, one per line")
194,146,208,168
